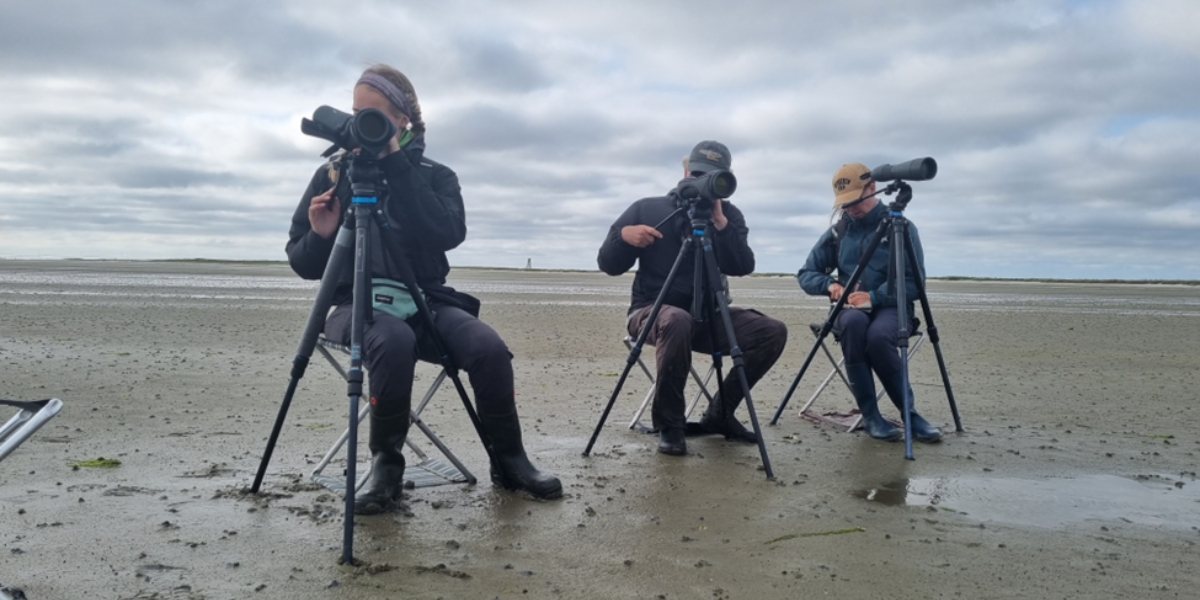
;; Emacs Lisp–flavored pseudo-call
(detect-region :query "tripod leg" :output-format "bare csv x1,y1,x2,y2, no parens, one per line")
585,237,693,455
776,216,890,424
905,234,963,432
718,309,773,479
252,224,351,494
584,360,642,455
699,237,775,479
339,201,380,564
374,221,496,467
771,330,830,424
378,215,560,499
888,213,916,460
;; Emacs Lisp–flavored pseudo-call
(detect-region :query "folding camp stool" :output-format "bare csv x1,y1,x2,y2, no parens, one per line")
309,336,476,496
796,321,926,432
624,336,719,433
0,398,64,462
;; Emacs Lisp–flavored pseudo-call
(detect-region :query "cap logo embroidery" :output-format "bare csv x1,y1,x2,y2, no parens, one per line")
834,177,852,191
699,149,722,161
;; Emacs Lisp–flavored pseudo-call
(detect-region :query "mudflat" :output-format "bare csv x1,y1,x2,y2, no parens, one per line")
1,260,1198,599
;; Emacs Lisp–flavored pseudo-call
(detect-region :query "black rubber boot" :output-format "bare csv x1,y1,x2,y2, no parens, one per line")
482,409,563,499
658,427,687,455
354,411,410,515
845,363,903,442
879,371,943,443
696,394,758,444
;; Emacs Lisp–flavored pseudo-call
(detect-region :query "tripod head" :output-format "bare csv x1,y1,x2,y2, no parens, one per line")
881,181,914,213
344,151,384,200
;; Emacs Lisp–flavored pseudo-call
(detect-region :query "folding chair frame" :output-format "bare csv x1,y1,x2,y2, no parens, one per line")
309,337,476,494
796,324,926,432
1,398,64,462
624,336,718,433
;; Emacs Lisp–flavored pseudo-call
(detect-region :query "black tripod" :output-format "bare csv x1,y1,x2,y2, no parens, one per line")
249,152,495,565
769,182,963,460
583,196,774,480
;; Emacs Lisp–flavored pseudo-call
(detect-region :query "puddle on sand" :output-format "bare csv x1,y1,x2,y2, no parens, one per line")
854,474,1200,530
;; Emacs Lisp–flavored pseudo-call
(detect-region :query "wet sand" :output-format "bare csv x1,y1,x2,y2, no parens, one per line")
2,260,1198,599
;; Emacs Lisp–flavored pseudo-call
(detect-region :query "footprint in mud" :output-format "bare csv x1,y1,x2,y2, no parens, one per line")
119,585,204,600
103,486,164,497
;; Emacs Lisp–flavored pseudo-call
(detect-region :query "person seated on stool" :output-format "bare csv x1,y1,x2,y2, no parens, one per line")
797,162,942,443
597,141,788,456
286,64,562,513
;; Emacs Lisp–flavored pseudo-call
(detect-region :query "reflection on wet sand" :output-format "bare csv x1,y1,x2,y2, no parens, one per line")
854,474,1200,529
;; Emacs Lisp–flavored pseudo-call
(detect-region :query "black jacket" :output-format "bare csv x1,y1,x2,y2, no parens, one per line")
286,138,476,312
597,191,756,314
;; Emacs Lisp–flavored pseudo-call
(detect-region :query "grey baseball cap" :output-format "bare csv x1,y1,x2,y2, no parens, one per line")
687,140,732,174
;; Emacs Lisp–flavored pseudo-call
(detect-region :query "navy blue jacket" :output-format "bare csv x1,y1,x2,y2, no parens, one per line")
797,201,925,313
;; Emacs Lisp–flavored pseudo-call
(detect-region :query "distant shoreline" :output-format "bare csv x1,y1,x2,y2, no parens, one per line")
1,257,1197,286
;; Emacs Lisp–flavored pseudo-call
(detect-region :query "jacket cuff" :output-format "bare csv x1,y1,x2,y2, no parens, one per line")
308,229,337,253
378,150,413,173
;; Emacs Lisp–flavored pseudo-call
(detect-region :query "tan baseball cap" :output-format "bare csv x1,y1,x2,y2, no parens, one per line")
831,162,871,207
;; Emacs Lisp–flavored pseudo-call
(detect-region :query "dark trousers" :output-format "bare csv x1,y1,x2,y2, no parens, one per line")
834,306,903,381
627,304,788,431
324,303,514,419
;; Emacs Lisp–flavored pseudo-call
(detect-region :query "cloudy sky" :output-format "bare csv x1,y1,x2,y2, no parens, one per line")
1,0,1197,279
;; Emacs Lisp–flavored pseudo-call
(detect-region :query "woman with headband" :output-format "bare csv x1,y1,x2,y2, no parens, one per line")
286,64,562,512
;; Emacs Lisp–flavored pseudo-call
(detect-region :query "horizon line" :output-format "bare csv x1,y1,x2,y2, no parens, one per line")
1,257,1198,286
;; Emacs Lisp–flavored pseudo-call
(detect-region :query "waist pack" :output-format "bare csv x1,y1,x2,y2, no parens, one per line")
372,278,420,321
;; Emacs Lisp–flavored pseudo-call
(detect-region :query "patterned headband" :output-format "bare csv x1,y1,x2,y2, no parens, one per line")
356,72,412,120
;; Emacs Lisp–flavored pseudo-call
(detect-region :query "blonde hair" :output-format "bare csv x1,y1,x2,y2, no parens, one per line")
361,64,426,136
831,206,845,226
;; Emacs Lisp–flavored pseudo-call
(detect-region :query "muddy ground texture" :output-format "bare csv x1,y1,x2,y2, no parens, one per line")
2,260,1198,599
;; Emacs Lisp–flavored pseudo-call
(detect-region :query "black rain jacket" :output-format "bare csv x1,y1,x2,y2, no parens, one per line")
597,191,756,314
285,138,478,314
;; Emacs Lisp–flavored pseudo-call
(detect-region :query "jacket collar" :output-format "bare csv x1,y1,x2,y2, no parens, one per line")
404,135,427,161
848,199,887,231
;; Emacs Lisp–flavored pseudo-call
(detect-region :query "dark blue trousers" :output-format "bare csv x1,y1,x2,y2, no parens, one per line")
835,306,903,378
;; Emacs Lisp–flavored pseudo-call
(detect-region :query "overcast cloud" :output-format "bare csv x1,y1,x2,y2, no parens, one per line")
1,0,1197,279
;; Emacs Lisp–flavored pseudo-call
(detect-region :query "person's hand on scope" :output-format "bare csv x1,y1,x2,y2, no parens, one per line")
712,198,728,230
378,136,400,159
308,187,341,239
621,224,663,248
